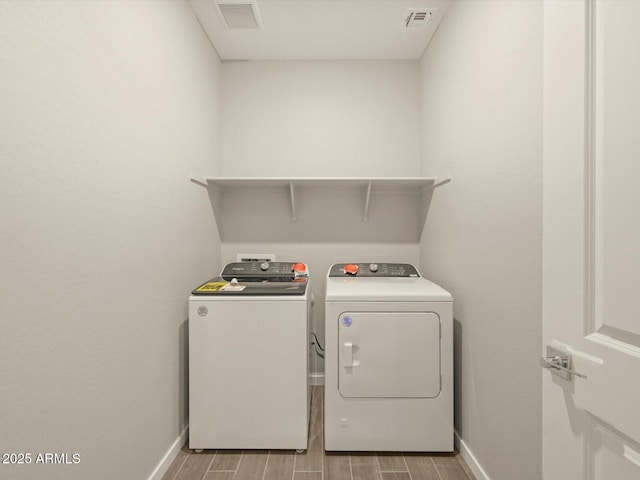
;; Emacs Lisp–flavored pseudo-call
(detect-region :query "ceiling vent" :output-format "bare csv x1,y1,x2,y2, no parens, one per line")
215,0,263,29
404,9,433,28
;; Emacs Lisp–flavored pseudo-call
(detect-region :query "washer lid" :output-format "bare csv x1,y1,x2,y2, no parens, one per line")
192,276,308,296
325,276,452,302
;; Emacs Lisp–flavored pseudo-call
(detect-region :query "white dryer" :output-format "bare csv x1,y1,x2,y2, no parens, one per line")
324,262,453,452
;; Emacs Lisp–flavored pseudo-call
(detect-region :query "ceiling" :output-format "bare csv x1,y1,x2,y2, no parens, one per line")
190,0,450,60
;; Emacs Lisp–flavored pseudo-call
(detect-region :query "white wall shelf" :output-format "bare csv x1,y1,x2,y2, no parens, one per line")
191,175,450,242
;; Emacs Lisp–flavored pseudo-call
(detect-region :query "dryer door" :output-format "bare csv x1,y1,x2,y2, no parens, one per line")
338,311,441,398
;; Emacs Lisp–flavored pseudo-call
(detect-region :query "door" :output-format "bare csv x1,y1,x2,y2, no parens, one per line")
338,311,440,398
543,1,640,478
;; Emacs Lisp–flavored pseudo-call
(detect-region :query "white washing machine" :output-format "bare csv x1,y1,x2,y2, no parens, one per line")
324,262,453,452
189,261,311,451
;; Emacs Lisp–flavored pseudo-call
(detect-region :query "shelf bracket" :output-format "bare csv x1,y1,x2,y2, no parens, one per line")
432,174,451,189
362,182,372,222
418,175,450,234
190,172,208,188
289,182,297,223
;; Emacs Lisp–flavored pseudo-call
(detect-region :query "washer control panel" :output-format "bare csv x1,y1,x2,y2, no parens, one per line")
222,262,308,280
329,263,420,277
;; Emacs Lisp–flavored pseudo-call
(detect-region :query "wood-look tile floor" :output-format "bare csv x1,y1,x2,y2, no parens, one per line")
162,387,475,480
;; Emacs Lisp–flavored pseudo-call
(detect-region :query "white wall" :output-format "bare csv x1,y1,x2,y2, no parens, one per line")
418,2,542,479
0,2,221,479
218,60,423,377
221,61,420,374
220,60,421,176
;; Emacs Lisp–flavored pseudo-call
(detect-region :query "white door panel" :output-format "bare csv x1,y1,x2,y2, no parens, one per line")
544,1,640,478
587,416,640,480
338,312,440,398
594,0,640,339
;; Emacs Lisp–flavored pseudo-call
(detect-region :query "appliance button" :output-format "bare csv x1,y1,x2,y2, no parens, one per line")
344,264,359,275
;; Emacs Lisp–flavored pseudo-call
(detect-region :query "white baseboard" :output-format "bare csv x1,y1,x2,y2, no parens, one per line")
455,430,490,480
147,425,188,480
310,372,325,386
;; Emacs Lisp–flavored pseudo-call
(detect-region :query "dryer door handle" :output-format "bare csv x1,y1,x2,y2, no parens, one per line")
343,342,354,367
343,342,360,367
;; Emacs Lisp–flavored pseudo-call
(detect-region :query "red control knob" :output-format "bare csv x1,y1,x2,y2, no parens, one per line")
344,264,359,275
293,262,307,273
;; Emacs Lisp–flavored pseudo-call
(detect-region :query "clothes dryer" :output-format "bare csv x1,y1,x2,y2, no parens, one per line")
324,263,453,452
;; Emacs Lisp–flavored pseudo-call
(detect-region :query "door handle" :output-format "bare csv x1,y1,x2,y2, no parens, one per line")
540,345,587,379
342,342,359,367
343,342,353,367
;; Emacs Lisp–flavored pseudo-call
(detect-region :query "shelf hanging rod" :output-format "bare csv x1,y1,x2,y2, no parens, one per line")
289,182,297,223
362,182,372,222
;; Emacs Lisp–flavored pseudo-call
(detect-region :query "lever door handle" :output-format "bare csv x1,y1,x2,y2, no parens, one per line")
540,354,587,379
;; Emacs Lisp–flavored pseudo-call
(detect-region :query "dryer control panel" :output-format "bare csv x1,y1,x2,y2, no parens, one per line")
328,263,420,277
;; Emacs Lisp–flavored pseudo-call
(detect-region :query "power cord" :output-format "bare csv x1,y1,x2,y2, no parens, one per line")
310,332,325,359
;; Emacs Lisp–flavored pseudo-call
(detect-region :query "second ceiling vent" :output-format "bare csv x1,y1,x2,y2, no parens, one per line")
216,0,263,29
404,9,433,28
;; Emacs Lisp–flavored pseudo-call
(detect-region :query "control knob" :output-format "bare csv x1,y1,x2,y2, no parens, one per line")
369,263,379,273
344,264,359,275
260,262,270,272
292,263,308,276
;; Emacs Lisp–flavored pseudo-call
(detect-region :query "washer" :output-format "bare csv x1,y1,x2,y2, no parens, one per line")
324,262,453,452
189,261,311,451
